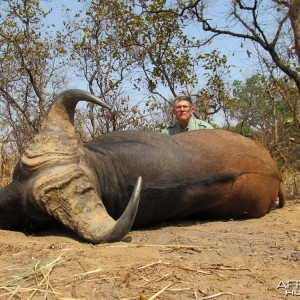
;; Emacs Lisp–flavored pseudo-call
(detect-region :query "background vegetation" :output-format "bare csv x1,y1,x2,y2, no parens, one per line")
0,0,299,197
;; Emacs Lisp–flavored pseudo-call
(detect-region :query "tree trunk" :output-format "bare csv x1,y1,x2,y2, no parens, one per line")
289,0,300,65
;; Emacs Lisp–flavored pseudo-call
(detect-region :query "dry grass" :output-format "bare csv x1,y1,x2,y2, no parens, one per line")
0,247,247,300
283,169,300,199
0,253,102,299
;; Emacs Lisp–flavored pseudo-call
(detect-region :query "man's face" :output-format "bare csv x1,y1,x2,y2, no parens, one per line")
172,100,194,123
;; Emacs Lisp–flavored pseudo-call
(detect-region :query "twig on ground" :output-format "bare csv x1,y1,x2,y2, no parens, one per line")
199,291,238,299
147,282,174,300
137,260,170,270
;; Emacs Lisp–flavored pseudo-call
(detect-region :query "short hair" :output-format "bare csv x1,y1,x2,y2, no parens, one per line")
173,95,193,106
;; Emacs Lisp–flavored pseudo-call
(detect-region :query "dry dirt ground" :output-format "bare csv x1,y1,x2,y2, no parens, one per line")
0,198,299,300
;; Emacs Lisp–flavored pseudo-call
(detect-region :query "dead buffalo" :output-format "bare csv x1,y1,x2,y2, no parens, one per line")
0,90,286,243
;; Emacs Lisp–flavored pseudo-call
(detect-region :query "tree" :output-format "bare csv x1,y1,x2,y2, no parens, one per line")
99,0,199,99
64,0,158,136
231,75,280,140
178,0,300,90
0,0,67,154
288,0,300,65
230,74,299,178
66,0,229,134
194,50,233,125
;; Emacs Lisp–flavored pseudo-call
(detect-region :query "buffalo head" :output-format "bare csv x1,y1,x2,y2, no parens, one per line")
0,90,141,243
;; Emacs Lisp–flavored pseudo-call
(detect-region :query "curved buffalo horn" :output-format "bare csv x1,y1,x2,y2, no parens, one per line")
21,89,141,243
21,89,111,170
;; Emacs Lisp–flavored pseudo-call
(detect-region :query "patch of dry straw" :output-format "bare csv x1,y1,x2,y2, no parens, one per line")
0,244,249,299
0,253,102,299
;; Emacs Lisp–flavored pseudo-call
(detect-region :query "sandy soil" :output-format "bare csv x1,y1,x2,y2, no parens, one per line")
0,198,299,300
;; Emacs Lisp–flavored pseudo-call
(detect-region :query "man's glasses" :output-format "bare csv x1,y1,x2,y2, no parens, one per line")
174,105,192,111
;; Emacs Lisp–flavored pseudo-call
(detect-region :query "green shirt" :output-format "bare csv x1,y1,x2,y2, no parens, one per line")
162,116,213,135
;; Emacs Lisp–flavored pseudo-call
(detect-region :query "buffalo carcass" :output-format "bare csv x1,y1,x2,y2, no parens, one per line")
0,90,286,243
